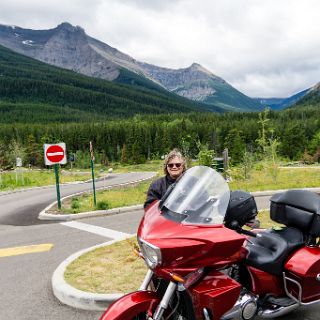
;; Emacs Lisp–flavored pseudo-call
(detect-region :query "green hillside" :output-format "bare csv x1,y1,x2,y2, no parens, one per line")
202,80,264,112
0,45,210,123
292,85,320,108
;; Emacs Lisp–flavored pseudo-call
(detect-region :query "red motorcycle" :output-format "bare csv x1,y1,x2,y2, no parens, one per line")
100,166,320,320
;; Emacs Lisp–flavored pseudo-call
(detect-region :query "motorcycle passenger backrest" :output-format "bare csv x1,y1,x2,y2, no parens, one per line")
270,190,320,236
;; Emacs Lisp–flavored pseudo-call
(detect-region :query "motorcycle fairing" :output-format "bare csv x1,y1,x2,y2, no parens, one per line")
140,202,245,269
99,291,160,320
188,270,241,320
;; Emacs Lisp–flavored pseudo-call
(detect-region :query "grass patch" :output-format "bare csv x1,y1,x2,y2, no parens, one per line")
0,169,92,191
61,181,151,214
64,237,146,294
229,166,320,191
256,210,282,229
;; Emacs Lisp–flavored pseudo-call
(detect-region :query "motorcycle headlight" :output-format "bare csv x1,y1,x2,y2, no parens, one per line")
138,238,162,269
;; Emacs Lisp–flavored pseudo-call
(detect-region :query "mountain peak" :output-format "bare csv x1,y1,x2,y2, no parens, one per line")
190,62,201,68
188,62,214,76
56,22,84,33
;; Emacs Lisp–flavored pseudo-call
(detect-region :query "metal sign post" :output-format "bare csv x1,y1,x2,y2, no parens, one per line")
54,164,61,209
44,143,67,210
16,157,24,186
90,141,97,207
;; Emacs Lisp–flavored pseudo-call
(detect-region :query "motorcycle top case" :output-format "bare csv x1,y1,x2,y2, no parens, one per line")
270,189,320,236
224,190,258,228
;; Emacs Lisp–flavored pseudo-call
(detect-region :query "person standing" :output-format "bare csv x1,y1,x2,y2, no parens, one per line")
144,149,187,208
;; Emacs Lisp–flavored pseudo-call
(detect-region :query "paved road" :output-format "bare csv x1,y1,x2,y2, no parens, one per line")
1,176,319,320
0,172,153,320
0,172,154,226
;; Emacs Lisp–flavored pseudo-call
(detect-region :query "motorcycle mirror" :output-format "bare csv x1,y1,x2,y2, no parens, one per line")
229,220,240,231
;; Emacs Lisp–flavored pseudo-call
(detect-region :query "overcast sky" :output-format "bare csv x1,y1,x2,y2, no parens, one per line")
1,0,320,98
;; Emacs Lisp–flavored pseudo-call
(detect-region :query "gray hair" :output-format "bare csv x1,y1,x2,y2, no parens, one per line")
163,149,187,175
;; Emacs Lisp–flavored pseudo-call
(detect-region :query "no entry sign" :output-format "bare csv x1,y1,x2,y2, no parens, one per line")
44,143,67,166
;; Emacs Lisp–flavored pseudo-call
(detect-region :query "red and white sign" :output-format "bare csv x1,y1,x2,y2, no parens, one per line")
44,143,67,165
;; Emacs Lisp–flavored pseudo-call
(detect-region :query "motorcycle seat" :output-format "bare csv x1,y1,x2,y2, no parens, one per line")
245,227,304,276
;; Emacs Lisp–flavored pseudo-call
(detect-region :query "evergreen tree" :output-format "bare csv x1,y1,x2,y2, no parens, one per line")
121,144,128,164
224,129,246,164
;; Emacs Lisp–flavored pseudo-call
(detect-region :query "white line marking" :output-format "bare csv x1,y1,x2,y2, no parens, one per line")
61,221,130,240
47,152,64,156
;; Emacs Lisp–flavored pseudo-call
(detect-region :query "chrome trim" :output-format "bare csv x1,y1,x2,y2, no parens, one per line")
283,272,302,304
283,272,320,306
152,282,177,320
139,269,154,291
221,292,257,320
203,308,212,320
258,303,299,318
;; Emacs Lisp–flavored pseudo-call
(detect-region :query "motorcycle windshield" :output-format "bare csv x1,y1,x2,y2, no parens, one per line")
161,166,230,225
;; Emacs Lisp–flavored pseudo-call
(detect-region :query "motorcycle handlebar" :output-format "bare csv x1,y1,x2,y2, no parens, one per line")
240,228,258,237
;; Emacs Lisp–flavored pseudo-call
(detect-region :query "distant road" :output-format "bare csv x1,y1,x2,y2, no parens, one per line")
0,172,155,226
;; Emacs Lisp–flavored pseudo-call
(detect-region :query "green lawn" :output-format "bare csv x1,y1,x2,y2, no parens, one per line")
60,181,151,214
229,166,320,191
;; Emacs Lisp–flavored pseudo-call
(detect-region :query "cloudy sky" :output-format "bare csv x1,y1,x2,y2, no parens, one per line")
1,0,320,98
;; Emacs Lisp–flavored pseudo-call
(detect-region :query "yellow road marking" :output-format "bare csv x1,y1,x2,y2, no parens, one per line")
0,244,54,258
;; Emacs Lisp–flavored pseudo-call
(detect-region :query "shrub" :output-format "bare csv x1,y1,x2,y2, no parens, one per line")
71,197,80,210
96,200,109,210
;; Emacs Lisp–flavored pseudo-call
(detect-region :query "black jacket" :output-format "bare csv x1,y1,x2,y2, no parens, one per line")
144,175,176,208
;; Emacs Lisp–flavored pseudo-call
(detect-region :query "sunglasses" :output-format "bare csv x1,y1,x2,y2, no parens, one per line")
167,163,182,169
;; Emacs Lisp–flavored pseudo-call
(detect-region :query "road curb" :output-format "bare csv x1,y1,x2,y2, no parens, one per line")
39,173,156,221
52,238,130,311
40,204,144,221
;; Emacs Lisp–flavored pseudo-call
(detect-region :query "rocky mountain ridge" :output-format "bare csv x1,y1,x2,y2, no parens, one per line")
0,22,262,112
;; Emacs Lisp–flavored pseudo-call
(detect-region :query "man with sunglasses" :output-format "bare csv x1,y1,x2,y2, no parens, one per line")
144,149,187,208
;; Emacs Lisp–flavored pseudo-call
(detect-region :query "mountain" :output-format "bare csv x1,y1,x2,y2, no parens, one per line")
254,88,310,110
0,44,210,123
0,22,262,112
136,62,263,112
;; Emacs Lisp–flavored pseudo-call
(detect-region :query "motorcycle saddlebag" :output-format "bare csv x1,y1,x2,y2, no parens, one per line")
270,190,320,236
225,190,258,228
284,246,320,303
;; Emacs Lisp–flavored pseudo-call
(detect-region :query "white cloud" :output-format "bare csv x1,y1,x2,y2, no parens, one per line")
0,0,319,97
